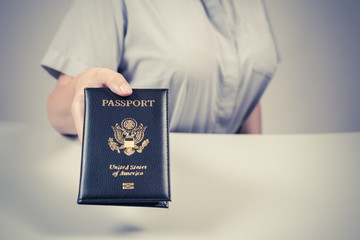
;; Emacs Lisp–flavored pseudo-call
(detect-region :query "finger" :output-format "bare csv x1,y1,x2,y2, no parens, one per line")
71,95,85,141
92,68,132,96
107,73,133,97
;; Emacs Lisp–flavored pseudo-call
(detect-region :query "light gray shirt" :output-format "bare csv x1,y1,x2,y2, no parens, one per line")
41,0,279,133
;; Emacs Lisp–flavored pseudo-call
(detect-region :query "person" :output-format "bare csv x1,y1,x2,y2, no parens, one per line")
42,0,279,140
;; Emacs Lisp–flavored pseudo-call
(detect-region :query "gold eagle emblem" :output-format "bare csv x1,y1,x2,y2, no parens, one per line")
108,118,149,156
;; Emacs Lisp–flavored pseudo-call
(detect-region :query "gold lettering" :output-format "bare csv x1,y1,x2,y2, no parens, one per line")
130,165,147,170
110,164,146,178
133,100,140,107
148,100,155,107
118,171,144,176
109,164,129,170
141,100,147,107
102,99,155,107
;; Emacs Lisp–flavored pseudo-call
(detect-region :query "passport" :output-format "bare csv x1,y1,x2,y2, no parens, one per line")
78,88,170,208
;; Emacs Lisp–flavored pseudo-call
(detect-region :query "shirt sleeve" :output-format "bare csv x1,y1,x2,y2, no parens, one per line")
40,0,127,79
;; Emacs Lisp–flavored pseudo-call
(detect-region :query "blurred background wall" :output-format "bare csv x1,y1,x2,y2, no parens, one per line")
262,0,360,133
0,0,359,134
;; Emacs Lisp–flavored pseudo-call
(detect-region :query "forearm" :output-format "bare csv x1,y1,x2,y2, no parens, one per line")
239,103,262,134
46,74,77,135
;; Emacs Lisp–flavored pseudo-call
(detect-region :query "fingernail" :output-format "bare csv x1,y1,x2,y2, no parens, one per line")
119,84,132,95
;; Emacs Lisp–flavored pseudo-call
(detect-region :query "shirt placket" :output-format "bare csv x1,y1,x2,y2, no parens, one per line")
202,0,241,133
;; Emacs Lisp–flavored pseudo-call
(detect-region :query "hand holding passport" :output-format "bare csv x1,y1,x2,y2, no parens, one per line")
66,68,133,141
78,88,171,208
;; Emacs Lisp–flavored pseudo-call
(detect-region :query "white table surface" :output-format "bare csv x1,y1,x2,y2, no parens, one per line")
0,122,359,240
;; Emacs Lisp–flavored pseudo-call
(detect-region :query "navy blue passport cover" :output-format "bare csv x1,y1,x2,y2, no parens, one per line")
78,88,170,208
